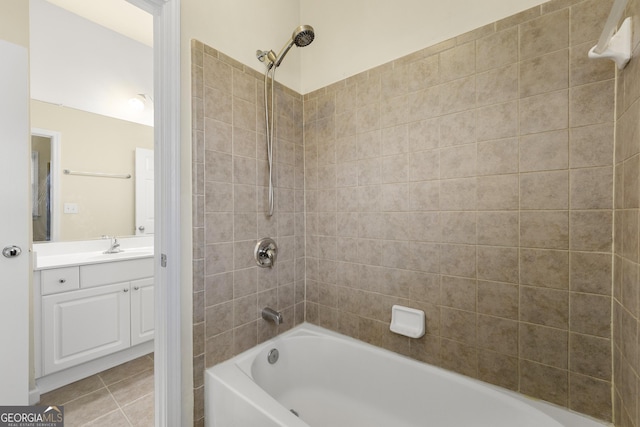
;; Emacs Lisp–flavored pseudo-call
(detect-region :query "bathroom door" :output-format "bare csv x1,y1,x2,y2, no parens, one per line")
0,39,30,404
135,147,154,235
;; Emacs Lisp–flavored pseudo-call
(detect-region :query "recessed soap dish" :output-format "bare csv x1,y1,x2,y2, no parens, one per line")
390,305,425,338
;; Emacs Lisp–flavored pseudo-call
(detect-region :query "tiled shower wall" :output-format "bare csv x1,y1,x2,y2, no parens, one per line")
190,0,622,424
613,0,640,425
190,41,306,425
303,0,614,421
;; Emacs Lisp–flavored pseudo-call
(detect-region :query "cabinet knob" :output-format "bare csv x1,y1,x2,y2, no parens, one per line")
59,279,66,284
123,288,129,293
133,286,140,291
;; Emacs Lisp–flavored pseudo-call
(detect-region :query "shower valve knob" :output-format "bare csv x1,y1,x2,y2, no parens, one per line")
254,238,277,268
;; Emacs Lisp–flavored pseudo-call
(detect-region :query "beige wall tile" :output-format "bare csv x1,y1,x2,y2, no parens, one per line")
440,110,476,147
440,211,476,244
440,177,477,210
570,41,615,87
409,149,440,181
520,360,568,406
520,49,569,98
477,211,519,246
570,293,611,338
570,0,614,46
520,285,569,328
407,55,440,93
519,90,569,135
476,101,518,141
476,27,518,72
568,373,612,421
569,123,614,168
623,155,640,208
439,243,476,277
520,248,569,289
440,338,478,378
520,211,569,249
477,175,518,210
477,138,519,175
439,144,477,179
440,76,476,115
477,350,518,390
520,170,569,210
520,322,568,368
477,280,519,320
519,9,569,61
440,275,476,311
477,246,519,283
570,80,614,128
570,333,611,380
570,251,612,295
477,315,518,356
440,42,476,83
519,130,568,172
570,167,613,209
476,64,518,107
409,118,439,151
440,308,476,345
569,210,613,252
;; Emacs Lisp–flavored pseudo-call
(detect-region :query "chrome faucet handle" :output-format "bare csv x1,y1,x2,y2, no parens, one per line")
265,248,276,268
255,238,277,268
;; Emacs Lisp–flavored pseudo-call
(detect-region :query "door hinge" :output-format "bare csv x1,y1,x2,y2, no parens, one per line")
161,253,167,267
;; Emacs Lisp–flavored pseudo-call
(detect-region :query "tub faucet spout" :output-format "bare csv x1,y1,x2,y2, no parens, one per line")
262,307,283,325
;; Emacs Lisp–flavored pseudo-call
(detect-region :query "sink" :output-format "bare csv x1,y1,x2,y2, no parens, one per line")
36,247,154,269
85,248,154,261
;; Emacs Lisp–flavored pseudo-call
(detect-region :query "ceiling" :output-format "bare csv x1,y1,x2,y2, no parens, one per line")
44,0,153,46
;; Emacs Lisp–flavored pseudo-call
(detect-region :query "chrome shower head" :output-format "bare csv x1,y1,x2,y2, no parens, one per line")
272,24,315,68
292,25,315,47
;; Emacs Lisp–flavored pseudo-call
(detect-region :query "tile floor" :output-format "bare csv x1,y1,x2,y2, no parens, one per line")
39,354,154,426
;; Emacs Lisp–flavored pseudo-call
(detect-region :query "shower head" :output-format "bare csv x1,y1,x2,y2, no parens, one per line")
272,25,315,68
292,25,315,47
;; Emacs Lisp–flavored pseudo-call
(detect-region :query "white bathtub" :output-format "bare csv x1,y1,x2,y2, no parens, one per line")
205,323,609,427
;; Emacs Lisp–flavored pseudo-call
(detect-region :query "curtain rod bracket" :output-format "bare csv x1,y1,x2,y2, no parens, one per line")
589,16,632,70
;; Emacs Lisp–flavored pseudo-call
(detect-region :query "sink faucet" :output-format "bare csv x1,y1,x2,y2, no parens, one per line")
103,236,122,254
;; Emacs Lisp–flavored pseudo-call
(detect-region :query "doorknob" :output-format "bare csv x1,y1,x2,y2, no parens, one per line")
2,245,22,258
138,225,145,232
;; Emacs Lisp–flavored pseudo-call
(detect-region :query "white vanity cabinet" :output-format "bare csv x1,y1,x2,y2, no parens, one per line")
130,277,155,346
35,257,154,380
42,281,131,374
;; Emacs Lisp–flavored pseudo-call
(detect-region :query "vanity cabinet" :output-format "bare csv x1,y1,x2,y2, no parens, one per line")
42,282,130,374
130,278,155,346
36,258,154,377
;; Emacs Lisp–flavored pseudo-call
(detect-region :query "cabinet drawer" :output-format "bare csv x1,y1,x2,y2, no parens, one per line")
41,267,80,295
80,258,154,288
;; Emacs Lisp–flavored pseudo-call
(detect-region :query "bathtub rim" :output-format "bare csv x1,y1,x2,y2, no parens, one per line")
205,322,611,427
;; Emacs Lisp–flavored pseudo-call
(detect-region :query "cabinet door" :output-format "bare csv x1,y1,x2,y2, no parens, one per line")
42,282,130,375
130,277,154,346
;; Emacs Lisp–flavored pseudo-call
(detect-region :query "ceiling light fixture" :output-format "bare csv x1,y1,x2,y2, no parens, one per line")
128,93,153,111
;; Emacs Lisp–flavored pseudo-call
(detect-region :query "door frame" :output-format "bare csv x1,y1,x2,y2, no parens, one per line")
30,127,60,242
127,0,183,425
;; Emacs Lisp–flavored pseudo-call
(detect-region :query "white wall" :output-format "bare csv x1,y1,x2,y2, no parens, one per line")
299,0,550,93
184,0,553,94
30,0,153,126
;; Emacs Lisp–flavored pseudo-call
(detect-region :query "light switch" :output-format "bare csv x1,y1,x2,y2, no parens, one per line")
63,203,78,214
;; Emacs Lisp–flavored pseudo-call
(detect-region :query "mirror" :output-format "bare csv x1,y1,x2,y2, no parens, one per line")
29,0,153,242
29,111,153,242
